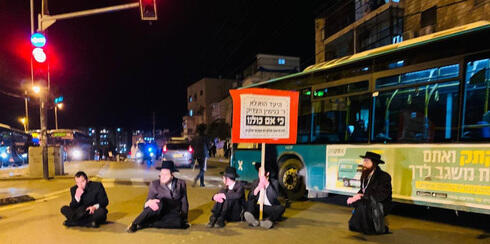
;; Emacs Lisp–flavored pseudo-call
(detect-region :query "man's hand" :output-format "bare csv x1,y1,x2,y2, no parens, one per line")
347,194,363,205
145,199,160,211
86,206,96,215
75,187,84,199
213,193,226,203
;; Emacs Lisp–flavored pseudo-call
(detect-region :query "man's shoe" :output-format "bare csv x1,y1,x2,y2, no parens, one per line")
126,223,137,233
63,220,76,227
206,216,217,228
214,217,225,228
259,219,273,229
88,221,99,228
244,211,259,227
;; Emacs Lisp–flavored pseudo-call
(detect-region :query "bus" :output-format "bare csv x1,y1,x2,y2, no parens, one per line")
0,123,32,168
231,21,490,215
48,129,92,161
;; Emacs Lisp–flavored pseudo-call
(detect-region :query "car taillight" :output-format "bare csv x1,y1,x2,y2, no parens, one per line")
163,145,167,153
188,145,193,153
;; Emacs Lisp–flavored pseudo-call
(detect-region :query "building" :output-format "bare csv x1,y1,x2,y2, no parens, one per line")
86,127,131,158
315,0,490,63
241,54,300,87
183,77,235,138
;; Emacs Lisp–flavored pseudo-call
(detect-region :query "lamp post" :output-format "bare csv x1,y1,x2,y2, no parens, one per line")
19,117,27,132
55,102,63,129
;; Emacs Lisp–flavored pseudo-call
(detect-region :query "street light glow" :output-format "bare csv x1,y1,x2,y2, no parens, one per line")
32,86,41,94
19,117,26,124
57,103,63,109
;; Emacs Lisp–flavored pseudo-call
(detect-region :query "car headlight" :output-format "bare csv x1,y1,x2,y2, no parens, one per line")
21,153,28,159
71,149,83,160
136,152,142,158
1,152,8,159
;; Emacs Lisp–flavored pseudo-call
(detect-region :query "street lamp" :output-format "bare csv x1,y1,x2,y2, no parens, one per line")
55,102,63,130
32,85,41,94
19,117,27,132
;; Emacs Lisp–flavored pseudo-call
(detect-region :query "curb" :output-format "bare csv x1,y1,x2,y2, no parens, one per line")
0,195,35,206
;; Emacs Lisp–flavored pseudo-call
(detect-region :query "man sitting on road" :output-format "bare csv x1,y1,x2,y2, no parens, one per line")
347,151,392,234
244,162,285,229
60,171,109,228
207,166,245,228
127,161,189,232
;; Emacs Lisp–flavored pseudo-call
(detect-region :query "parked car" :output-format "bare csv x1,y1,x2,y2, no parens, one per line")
161,140,194,168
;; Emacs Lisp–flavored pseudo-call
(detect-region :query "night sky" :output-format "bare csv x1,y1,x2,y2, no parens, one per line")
0,0,325,133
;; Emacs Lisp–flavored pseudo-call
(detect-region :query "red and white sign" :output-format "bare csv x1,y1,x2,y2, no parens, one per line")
230,88,299,144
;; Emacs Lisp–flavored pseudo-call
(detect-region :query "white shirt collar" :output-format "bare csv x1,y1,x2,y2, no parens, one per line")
228,181,236,190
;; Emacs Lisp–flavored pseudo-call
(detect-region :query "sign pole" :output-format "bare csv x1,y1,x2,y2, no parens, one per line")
259,142,266,220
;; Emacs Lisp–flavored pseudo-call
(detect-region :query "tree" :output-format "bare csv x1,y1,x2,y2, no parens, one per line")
207,119,230,140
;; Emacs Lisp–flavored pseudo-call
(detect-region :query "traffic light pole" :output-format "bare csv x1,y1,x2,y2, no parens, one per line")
38,2,140,31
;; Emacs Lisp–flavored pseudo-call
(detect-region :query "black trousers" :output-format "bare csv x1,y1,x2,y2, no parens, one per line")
60,206,107,226
246,199,285,222
132,201,185,229
211,199,243,222
194,157,205,186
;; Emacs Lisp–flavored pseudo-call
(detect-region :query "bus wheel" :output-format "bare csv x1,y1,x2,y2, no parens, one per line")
278,158,306,201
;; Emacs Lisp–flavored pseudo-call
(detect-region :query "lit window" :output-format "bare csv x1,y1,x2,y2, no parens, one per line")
278,58,286,65
189,109,193,117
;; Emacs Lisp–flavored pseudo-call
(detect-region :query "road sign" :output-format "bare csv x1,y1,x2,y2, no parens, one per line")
54,96,63,104
230,88,299,144
31,33,46,47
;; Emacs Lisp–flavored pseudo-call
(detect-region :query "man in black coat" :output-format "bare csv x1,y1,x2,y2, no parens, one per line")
127,161,189,232
207,166,245,228
60,171,109,228
347,151,392,234
244,162,285,229
191,124,209,187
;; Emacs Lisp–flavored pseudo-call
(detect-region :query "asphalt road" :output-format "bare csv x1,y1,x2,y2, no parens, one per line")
0,160,488,244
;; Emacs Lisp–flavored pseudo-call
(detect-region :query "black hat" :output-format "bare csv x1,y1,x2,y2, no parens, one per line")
220,166,239,179
158,160,179,172
359,151,385,164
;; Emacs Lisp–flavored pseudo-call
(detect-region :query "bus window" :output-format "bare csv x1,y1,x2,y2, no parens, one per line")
311,94,370,143
298,88,312,143
372,81,460,142
375,64,459,89
462,58,490,140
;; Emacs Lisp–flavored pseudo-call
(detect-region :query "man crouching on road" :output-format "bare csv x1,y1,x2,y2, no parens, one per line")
127,161,189,232
244,162,285,229
207,166,245,228
60,171,109,228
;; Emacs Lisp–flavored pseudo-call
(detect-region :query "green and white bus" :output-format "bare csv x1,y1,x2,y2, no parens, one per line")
231,21,490,214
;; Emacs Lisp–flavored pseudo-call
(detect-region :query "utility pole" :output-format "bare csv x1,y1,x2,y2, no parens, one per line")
40,0,49,179
24,91,29,132
152,112,156,139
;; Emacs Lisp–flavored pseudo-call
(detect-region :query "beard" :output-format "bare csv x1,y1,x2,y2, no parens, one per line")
361,165,376,181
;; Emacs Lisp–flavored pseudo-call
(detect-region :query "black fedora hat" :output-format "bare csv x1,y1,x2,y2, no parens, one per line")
359,151,385,164
220,166,239,179
158,160,179,172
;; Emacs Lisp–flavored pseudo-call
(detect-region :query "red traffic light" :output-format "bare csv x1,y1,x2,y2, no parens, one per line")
32,47,47,63
140,0,157,21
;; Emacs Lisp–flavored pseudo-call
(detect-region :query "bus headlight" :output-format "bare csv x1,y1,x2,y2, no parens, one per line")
71,149,83,160
1,152,8,159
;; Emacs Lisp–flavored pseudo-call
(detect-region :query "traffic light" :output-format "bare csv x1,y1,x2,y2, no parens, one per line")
31,33,47,63
140,0,157,21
